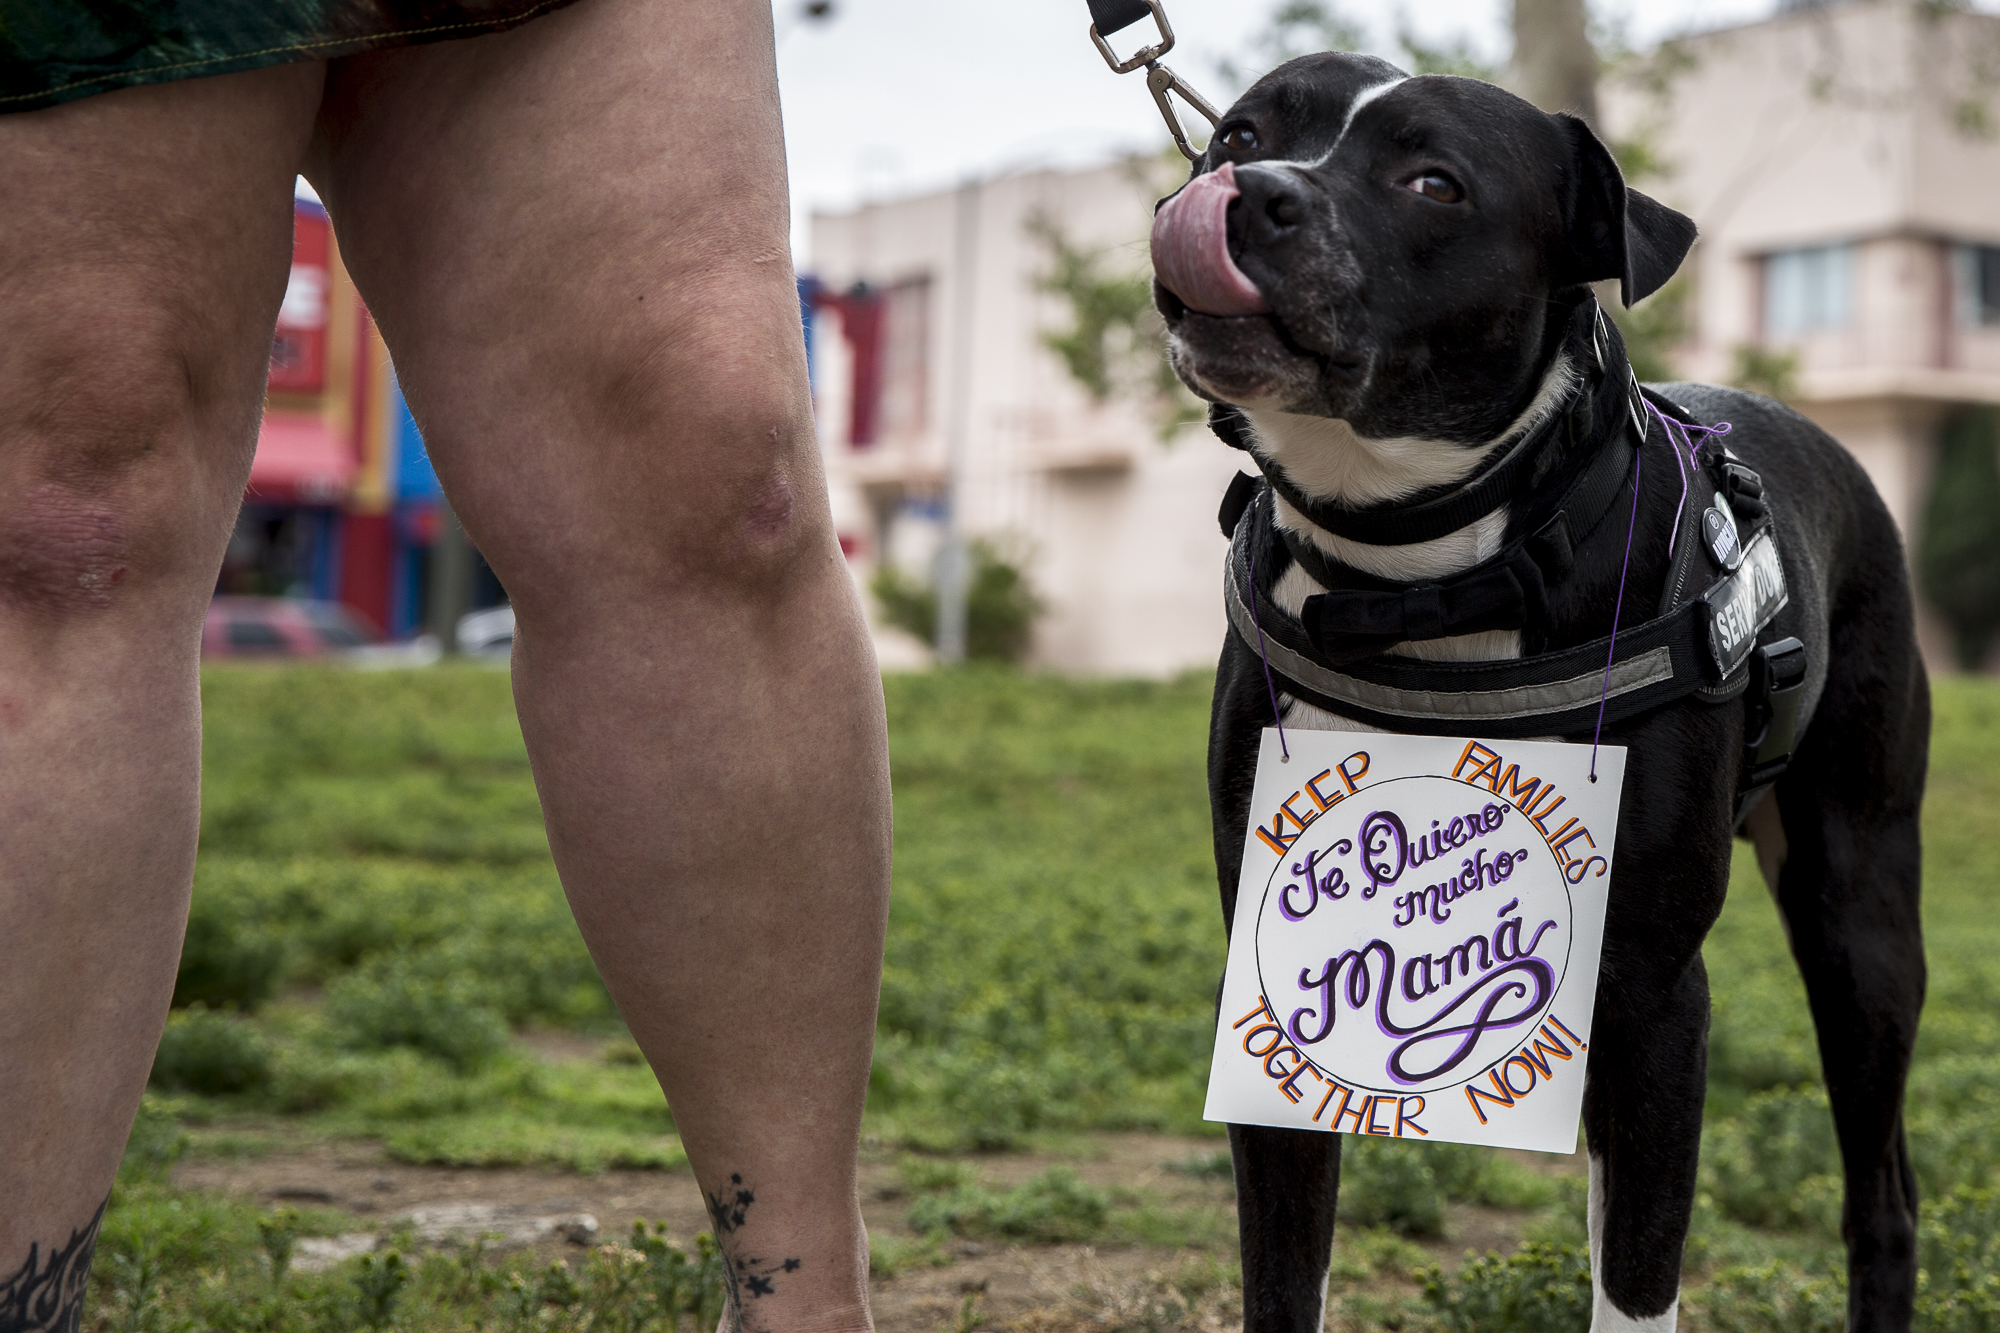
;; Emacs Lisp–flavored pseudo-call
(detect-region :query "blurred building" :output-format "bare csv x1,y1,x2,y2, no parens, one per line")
1603,0,2000,665
808,160,1241,675
234,199,502,638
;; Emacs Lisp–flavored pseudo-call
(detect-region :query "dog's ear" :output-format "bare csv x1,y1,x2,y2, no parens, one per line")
1553,112,1697,307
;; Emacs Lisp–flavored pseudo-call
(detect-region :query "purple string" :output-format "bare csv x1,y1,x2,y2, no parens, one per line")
1588,401,1734,781
1244,541,1290,762
1646,399,1732,558
1589,446,1643,784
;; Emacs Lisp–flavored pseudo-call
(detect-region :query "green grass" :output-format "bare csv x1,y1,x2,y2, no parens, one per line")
94,666,2000,1330
167,666,1229,1163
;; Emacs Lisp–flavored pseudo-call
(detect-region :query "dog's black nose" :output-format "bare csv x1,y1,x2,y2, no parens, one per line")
1228,164,1313,265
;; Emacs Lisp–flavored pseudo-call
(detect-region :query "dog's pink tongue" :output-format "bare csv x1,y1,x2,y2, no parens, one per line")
1151,162,1269,317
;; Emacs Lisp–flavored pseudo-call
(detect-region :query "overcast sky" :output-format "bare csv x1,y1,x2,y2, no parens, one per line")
773,0,1810,263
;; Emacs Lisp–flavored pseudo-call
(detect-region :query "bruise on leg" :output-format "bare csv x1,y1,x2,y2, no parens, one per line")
741,460,794,542
0,485,131,620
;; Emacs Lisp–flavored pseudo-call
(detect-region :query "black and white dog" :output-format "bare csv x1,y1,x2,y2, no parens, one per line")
1150,53,1929,1333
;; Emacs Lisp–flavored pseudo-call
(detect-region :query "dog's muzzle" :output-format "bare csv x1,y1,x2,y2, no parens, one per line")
1151,163,1269,317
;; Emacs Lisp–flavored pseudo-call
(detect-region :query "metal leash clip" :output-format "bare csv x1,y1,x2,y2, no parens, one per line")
1088,0,1221,161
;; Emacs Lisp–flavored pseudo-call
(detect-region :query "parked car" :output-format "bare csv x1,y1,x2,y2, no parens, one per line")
202,596,382,658
456,604,515,657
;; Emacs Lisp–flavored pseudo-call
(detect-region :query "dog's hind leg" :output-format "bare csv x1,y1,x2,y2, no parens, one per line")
1229,1123,1342,1333
1766,647,1928,1333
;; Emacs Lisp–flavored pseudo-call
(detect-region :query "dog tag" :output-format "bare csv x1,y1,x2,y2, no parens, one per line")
1205,731,1624,1154
1703,493,1742,571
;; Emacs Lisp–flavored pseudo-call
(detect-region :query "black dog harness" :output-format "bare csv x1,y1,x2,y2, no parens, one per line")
1213,304,1807,821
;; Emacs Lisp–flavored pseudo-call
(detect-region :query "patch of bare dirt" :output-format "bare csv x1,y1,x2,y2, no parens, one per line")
170,1133,1562,1332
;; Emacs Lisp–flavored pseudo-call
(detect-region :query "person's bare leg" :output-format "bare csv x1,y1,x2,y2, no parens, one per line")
0,66,322,1292
305,2,890,1327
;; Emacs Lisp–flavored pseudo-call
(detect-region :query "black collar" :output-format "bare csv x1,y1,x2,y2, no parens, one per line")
1208,296,1631,548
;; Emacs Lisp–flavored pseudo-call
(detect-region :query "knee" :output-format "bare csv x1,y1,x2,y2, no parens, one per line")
0,314,238,622
492,300,832,613
0,483,140,618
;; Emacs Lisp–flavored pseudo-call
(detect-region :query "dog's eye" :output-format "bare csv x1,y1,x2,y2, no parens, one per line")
1406,173,1464,204
1219,125,1259,152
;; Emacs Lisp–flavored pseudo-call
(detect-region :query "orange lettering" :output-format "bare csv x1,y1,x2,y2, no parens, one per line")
1545,1014,1589,1049
1233,998,1276,1030
1454,742,1503,789
1466,1070,1518,1124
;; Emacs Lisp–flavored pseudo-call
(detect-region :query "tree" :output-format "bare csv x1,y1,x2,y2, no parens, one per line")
1216,0,1366,91
872,541,1042,665
1730,345,1800,401
1918,407,2000,671
1219,0,1503,89
1614,273,1690,383
1398,26,1499,81
1511,0,1600,124
1027,208,1204,440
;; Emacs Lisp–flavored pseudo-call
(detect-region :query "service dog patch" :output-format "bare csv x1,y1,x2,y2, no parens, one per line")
1204,731,1625,1153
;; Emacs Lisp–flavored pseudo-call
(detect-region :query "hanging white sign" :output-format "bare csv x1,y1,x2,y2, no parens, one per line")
1203,730,1625,1154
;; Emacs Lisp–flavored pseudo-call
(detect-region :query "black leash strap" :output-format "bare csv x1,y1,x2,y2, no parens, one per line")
1086,0,1153,35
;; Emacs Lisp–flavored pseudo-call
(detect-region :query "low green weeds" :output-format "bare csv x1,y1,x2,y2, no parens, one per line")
1337,1140,1557,1238
1685,1262,1846,1333
1419,1242,1593,1333
92,667,2000,1330
908,1166,1113,1244
150,1007,274,1097
95,1210,727,1333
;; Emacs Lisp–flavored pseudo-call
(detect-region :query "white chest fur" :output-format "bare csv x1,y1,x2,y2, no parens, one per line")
1242,358,1577,732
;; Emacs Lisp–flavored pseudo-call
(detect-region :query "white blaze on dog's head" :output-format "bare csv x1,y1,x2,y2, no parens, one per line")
1328,76,1409,158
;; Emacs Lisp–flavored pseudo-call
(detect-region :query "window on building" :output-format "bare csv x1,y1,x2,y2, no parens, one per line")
877,278,930,445
1955,245,2000,326
819,276,930,449
1764,243,1853,340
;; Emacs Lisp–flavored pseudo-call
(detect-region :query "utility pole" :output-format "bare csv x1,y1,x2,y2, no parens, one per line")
428,500,472,654
936,176,981,665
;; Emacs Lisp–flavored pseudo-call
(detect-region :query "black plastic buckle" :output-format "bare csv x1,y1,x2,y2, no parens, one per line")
1722,461,1768,522
1741,636,1808,792
1219,471,1259,537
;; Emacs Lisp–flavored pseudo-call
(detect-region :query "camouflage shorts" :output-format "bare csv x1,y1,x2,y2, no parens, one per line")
1,0,580,114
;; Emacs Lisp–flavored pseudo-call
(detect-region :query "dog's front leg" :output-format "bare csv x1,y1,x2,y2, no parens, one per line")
1230,1122,1343,1333
1582,958,1713,1333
